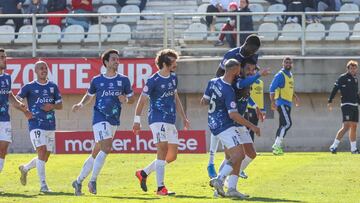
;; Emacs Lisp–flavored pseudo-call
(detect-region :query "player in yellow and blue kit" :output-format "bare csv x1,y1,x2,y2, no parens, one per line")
269,57,300,155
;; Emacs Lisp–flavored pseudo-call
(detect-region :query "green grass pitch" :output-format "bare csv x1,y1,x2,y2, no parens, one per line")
0,152,359,203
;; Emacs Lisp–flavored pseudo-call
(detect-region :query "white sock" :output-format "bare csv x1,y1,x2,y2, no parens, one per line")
240,156,253,173
0,158,4,172
350,141,357,152
143,159,156,175
24,157,37,172
155,159,166,187
218,159,228,172
218,162,233,182
90,151,108,182
208,135,219,165
274,136,283,146
36,159,46,187
331,139,341,148
228,175,239,189
77,155,94,184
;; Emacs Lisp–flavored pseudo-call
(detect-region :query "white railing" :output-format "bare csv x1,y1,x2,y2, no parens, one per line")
0,11,359,57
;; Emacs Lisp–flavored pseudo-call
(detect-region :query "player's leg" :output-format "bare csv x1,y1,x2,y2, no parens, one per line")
330,106,351,153
156,123,178,196
273,105,291,155
36,144,50,192
349,122,358,153
247,108,259,142
88,122,116,194
73,143,100,196
0,122,12,174
0,141,9,173
210,127,243,197
207,134,219,178
225,143,249,199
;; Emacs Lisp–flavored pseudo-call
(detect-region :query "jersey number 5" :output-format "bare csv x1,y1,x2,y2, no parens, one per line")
209,94,217,114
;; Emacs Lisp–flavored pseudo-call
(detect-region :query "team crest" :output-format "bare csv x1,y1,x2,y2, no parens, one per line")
50,87,54,93
43,89,47,94
230,101,236,109
143,85,148,92
168,83,172,88
35,90,39,93
117,81,122,86
161,84,165,89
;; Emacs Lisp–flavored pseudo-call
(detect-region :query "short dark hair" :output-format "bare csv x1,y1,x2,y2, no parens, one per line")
101,49,119,67
0,48,5,53
245,34,261,48
155,49,179,70
283,56,292,63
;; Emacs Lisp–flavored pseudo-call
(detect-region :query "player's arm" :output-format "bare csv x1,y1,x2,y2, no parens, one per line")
132,94,148,134
293,92,300,107
118,77,135,104
328,77,341,111
175,91,190,130
200,80,212,106
269,73,283,111
72,93,94,112
9,92,32,119
248,97,264,122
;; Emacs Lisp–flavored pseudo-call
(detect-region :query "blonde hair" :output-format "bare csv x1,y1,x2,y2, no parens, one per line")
346,60,358,69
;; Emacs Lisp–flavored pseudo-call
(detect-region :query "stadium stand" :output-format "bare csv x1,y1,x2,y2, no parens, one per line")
263,3,286,22
349,22,360,40
14,25,37,44
107,23,131,42
0,25,15,44
258,22,278,41
305,23,326,41
325,22,350,41
38,25,62,43
278,23,302,41
84,24,108,42
335,3,359,22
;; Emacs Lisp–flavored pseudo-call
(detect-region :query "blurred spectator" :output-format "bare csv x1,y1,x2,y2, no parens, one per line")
47,0,68,26
307,0,342,22
284,1,304,24
25,0,47,24
66,0,93,31
117,0,147,12
214,0,253,48
0,0,24,33
202,0,234,32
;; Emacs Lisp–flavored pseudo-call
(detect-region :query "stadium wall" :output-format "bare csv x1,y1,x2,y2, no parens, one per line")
9,57,359,153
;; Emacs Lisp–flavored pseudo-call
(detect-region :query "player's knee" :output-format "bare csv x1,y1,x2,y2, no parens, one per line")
166,154,177,163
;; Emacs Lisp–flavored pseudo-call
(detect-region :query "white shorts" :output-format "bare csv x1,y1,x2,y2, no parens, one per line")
93,121,117,143
217,126,241,149
0,122,12,143
235,126,254,144
149,122,178,144
30,129,55,152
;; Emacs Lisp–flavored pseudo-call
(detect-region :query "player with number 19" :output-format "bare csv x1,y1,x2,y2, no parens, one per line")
17,61,63,193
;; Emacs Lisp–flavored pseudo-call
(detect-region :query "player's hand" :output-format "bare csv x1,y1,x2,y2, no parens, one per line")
41,103,54,112
295,96,300,107
133,122,141,135
72,103,83,112
256,108,264,122
259,68,271,77
250,126,260,137
271,102,277,111
118,95,128,103
183,118,190,130
327,103,333,111
24,110,33,119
